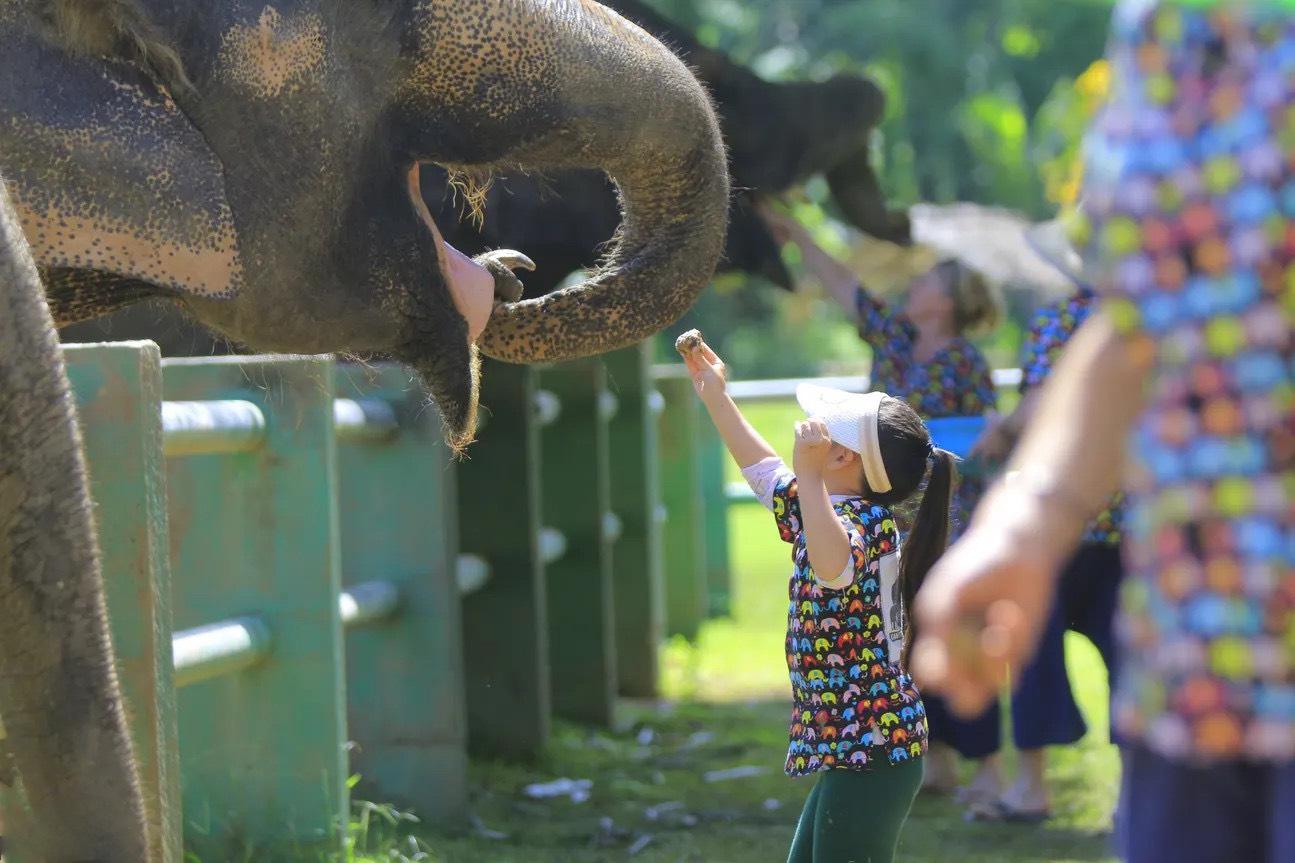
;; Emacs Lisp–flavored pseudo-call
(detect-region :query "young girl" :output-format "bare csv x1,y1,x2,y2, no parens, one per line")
678,333,954,863
760,206,1001,802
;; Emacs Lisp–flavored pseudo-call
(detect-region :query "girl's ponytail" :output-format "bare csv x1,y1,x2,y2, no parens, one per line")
864,397,958,666
899,448,955,666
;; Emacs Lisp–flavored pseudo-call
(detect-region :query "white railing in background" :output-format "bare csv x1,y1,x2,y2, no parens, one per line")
726,368,1022,403
722,368,1022,502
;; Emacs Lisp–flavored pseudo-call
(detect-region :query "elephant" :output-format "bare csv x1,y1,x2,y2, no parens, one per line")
58,0,904,354
420,0,908,292
0,1,729,859
2,0,730,451
0,176,151,859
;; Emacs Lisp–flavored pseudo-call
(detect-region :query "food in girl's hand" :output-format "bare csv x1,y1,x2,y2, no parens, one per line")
674,328,704,356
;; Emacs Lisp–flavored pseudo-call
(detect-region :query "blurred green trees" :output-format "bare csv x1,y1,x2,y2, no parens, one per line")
652,0,1113,378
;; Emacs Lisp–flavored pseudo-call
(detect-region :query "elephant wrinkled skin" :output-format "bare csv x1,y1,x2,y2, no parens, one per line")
0,1,729,859
0,0,730,449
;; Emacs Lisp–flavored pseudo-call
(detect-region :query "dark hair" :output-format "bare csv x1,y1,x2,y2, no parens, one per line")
860,396,955,666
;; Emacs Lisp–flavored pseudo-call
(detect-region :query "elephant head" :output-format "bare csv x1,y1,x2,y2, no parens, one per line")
423,0,904,297
386,0,730,442
0,0,731,449
56,0,909,360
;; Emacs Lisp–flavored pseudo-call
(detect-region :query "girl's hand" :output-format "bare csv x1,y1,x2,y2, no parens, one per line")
792,419,833,477
679,338,728,402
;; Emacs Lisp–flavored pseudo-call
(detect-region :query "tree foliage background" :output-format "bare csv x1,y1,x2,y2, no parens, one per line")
653,0,1115,377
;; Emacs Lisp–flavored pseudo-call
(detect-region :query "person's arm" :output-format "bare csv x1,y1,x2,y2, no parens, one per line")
970,387,1041,461
759,204,914,361
680,340,776,469
912,311,1148,716
795,235,865,318
792,419,855,588
759,204,867,317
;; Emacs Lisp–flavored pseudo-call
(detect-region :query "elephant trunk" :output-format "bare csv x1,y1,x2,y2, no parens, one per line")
0,180,152,860
442,1,731,363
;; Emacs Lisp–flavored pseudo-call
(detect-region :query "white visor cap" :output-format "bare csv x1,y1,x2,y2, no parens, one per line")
795,383,891,494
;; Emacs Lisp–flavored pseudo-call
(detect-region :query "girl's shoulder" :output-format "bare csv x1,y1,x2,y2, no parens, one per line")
835,498,897,531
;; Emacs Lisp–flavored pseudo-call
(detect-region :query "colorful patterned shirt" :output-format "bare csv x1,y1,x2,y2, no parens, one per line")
1076,1,1294,764
1019,289,1126,546
743,458,929,776
855,288,997,536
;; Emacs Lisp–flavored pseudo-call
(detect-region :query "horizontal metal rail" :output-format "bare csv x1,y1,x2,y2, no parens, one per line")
602,511,623,544
164,397,402,458
162,400,266,457
173,616,272,688
538,527,567,565
456,554,491,595
534,390,562,427
648,390,666,417
173,581,403,688
723,369,1022,403
338,580,401,627
727,481,757,504
598,390,619,422
333,399,399,444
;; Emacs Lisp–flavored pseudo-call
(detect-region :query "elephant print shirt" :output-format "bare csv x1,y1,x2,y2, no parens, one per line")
855,286,996,537
1075,1,1295,763
742,457,929,777
1019,288,1126,546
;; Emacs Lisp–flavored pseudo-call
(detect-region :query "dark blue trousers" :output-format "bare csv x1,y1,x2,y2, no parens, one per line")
1117,746,1295,863
924,544,1123,757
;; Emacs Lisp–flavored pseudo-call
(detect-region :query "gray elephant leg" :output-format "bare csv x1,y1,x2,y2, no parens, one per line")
0,181,151,861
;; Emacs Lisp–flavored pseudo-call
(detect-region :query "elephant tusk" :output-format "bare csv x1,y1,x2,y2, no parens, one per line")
488,249,536,272
475,249,534,304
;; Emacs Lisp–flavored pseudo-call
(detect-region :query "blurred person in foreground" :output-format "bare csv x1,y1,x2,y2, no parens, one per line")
959,277,1128,822
914,3,1293,861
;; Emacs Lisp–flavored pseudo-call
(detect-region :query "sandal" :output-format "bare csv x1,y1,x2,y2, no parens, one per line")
965,799,1051,824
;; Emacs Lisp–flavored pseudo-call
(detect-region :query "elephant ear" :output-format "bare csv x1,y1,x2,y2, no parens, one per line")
1,39,243,300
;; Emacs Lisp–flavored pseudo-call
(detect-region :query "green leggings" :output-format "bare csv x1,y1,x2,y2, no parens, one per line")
786,760,924,863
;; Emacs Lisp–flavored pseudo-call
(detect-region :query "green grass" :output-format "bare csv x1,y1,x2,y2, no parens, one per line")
347,398,1119,862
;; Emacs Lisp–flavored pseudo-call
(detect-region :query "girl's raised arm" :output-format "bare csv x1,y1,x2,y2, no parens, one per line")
678,336,777,469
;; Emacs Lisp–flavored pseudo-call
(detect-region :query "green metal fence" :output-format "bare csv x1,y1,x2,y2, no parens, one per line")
24,341,677,860
22,341,1035,857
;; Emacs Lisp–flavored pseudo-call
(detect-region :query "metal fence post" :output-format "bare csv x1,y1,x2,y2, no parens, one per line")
604,344,664,697
696,419,732,618
333,363,468,823
538,359,617,726
457,358,550,759
62,342,182,863
653,366,707,641
161,356,346,858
